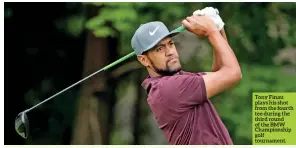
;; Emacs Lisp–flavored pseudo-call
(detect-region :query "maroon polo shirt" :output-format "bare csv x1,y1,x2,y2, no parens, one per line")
142,71,233,145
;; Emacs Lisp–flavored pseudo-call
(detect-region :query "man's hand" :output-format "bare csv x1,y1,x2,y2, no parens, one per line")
193,7,225,31
181,15,219,37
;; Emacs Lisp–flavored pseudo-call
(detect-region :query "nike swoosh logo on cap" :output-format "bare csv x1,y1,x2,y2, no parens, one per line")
149,26,159,36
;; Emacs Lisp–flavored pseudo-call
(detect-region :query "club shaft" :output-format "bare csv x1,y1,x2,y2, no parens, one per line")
25,52,136,113
25,68,105,113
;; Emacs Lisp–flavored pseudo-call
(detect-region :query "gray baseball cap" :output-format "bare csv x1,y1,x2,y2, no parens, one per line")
131,21,181,55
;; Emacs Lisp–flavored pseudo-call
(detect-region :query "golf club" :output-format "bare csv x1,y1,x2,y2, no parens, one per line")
15,25,186,139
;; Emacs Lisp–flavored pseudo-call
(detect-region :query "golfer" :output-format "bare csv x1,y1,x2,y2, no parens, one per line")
131,14,242,145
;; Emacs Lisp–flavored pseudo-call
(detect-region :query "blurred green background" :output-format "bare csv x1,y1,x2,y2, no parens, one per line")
5,2,296,145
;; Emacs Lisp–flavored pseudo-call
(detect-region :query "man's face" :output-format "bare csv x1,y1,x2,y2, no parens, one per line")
138,36,182,76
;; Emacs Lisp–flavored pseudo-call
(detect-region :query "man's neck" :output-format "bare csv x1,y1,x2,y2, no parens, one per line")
147,69,162,77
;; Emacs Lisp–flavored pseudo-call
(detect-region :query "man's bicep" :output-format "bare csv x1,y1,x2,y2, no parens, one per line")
202,70,235,99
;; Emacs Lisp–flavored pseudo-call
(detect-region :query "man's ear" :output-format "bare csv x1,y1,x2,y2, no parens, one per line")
137,55,149,67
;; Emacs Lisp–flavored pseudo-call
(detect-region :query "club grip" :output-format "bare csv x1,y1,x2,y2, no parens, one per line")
103,52,136,71
172,25,186,32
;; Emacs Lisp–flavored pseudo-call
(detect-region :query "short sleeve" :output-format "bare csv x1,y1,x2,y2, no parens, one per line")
195,72,207,76
159,74,208,115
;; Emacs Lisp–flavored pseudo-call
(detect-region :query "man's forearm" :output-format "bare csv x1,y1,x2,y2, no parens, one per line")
212,28,228,72
208,30,240,73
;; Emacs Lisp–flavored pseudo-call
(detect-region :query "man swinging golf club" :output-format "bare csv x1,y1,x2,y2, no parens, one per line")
132,7,242,145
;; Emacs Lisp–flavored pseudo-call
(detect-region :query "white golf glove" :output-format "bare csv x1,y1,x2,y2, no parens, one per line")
193,7,225,31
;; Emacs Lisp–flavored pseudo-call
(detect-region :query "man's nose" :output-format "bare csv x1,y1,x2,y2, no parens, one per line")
165,47,174,56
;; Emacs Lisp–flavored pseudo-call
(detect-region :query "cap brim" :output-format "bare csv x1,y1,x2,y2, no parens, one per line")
168,31,180,37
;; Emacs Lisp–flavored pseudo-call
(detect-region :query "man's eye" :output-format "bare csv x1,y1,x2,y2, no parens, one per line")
170,42,175,45
156,47,162,52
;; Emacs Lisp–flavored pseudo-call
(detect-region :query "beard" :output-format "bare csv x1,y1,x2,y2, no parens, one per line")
150,59,182,76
